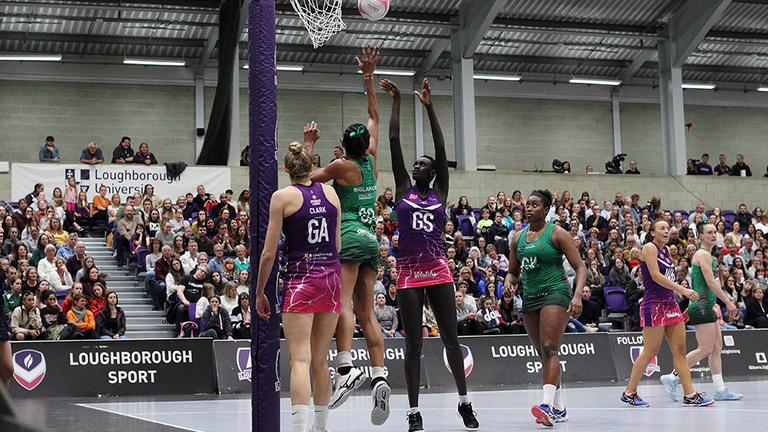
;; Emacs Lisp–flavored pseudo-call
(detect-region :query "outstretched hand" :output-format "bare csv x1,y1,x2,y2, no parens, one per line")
414,78,431,105
380,79,400,98
356,44,379,75
304,121,321,145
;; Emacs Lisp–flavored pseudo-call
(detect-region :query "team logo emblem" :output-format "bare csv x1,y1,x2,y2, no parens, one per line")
13,350,46,391
237,347,252,381
537,243,544,250
79,169,90,180
443,344,474,377
409,194,417,199
630,346,660,377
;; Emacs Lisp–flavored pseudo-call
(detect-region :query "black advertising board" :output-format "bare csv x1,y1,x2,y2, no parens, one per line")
9,339,216,398
214,340,253,394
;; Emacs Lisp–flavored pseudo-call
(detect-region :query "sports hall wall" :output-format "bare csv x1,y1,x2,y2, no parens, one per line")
1,79,767,210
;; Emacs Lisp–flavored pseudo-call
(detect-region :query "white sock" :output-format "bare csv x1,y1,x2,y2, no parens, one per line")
336,351,352,369
408,407,420,415
312,405,329,432
553,388,565,411
712,373,725,392
371,366,387,381
669,370,680,382
292,405,309,432
543,384,556,406
458,394,469,405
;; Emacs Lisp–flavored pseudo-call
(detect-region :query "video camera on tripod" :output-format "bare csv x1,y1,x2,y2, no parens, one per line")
605,153,627,174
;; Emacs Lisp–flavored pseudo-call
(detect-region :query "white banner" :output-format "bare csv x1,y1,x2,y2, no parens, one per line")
11,163,231,203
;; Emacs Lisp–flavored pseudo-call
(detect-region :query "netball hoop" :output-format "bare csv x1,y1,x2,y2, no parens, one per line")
288,0,346,48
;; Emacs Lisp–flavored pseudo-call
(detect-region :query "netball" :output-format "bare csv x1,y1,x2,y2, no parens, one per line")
358,0,390,21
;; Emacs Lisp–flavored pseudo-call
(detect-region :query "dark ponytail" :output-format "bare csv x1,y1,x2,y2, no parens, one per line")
342,123,370,158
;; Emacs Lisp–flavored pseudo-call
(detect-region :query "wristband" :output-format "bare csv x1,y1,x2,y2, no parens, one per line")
363,74,373,79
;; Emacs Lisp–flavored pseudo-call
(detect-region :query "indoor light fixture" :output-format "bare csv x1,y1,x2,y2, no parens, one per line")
244,64,304,71
357,69,416,76
123,58,186,67
0,54,62,61
569,77,622,86
681,83,716,90
758,87,768,92
473,74,521,81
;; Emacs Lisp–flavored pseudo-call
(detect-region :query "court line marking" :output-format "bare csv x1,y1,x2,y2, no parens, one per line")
76,403,206,432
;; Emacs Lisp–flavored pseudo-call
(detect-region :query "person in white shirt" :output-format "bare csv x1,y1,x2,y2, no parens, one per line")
37,244,58,281
180,239,200,274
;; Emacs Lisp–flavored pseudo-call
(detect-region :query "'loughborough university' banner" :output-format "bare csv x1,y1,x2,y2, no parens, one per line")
11,163,231,202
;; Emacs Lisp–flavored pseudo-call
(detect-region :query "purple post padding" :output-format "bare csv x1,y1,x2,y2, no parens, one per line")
249,2,279,432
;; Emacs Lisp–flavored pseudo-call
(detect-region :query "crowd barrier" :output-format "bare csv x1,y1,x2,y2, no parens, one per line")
9,330,768,398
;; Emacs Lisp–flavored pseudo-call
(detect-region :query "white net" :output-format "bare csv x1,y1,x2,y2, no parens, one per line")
288,0,346,49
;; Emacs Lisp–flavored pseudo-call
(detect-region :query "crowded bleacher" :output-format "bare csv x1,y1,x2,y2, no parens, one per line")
2,148,767,341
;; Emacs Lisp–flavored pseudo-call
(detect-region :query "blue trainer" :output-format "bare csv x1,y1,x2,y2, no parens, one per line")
531,404,556,427
621,391,650,407
660,373,680,402
714,387,743,401
683,392,714,407
536,407,568,424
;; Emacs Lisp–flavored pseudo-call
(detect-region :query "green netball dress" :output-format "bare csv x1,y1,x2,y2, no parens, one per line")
332,155,379,270
515,223,572,313
687,248,718,325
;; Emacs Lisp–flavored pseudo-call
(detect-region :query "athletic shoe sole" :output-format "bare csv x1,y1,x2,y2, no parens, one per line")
620,396,650,407
531,405,554,427
329,372,366,410
370,381,391,425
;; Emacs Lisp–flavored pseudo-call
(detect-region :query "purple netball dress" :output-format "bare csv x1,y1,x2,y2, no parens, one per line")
394,186,453,289
282,182,342,314
639,243,684,327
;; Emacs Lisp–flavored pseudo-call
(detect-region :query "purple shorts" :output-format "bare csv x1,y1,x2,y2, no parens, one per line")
640,299,685,327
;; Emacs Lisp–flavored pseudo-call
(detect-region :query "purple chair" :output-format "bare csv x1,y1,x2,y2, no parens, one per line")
136,246,149,274
187,301,200,327
457,215,475,240
604,286,628,329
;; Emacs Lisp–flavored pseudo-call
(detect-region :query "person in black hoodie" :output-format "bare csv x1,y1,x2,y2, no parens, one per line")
97,290,127,339
745,286,768,328
230,292,251,340
200,295,233,339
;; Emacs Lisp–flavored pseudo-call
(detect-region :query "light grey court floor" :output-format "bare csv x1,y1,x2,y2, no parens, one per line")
14,379,768,431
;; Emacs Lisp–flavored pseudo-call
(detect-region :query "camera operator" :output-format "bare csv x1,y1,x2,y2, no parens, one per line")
624,160,641,174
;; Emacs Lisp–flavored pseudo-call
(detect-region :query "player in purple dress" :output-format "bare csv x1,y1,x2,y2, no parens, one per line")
380,78,478,432
621,219,713,407
255,142,343,432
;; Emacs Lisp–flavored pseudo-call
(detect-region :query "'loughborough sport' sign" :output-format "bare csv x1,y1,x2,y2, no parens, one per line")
9,339,216,398
11,163,231,202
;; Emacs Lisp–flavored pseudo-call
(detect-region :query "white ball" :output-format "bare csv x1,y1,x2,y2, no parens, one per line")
358,0,390,21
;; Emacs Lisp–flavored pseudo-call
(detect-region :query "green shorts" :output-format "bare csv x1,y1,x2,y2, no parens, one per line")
338,222,379,271
687,302,718,325
522,288,571,314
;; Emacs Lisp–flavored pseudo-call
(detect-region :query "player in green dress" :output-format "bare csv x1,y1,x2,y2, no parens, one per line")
304,45,391,426
504,190,586,426
659,220,743,402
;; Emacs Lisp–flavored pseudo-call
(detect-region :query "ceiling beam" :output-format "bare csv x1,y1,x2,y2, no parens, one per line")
415,39,450,77
619,49,655,81
0,31,204,47
0,1,220,14
459,0,505,57
53,0,222,8
196,27,219,73
666,0,732,68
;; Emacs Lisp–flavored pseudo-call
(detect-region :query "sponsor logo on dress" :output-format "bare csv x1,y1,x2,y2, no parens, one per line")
13,349,46,391
630,346,660,377
665,310,681,319
444,345,474,377
408,194,417,200
414,271,437,278
237,347,252,382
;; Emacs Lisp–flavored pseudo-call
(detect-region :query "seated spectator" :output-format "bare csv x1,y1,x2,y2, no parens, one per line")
91,186,110,227
608,257,631,289
115,205,139,267
67,293,99,338
97,291,127,339
132,224,150,254
731,154,752,177
488,211,510,256
200,295,234,340
90,282,106,315
455,291,482,335
483,245,508,273
172,264,208,336
37,244,58,281
211,222,235,255
22,267,41,294
235,269,250,295
567,287,607,333
234,245,249,272
39,135,60,162
79,266,106,301
195,283,215,319
134,142,158,165
48,257,73,292
221,258,238,282
478,274,501,304
3,277,22,320
151,245,173,309
61,282,83,314
80,142,104,165
11,291,44,340
625,160,640,174
374,293,402,338
475,208,493,242
221,281,239,313
111,136,134,164
498,287,525,334
744,286,768,328
171,235,186,259
73,191,92,231
476,297,505,334
39,289,80,340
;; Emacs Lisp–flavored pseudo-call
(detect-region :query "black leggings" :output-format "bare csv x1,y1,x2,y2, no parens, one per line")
397,283,467,408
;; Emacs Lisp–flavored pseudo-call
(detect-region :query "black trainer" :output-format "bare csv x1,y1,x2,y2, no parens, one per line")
458,402,479,429
407,411,424,432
